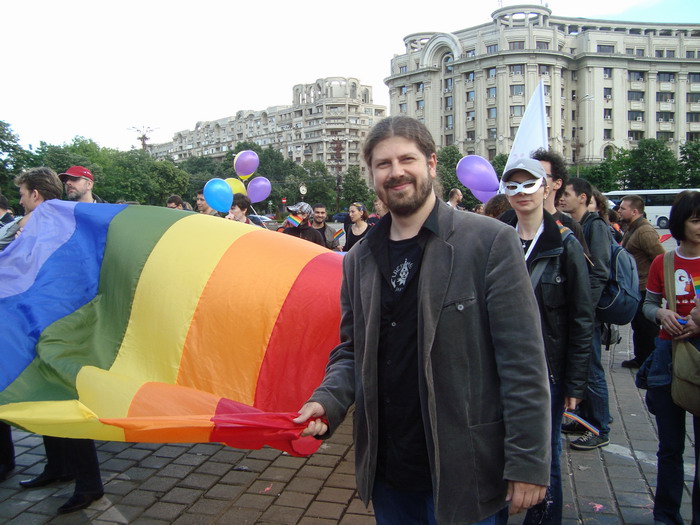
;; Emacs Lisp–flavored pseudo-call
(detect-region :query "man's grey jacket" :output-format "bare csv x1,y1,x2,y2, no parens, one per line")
308,201,551,525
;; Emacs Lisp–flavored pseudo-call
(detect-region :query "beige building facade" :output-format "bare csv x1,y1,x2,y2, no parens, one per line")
148,77,386,175
385,5,700,164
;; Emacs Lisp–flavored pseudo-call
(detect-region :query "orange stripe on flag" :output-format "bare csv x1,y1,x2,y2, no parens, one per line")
177,230,327,406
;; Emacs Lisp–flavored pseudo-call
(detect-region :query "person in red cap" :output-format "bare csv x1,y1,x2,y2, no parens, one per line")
58,166,105,203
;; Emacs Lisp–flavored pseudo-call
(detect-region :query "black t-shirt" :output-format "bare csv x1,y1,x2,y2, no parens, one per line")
375,234,432,492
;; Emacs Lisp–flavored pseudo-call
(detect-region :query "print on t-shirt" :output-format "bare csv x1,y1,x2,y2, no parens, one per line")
391,258,413,293
675,268,696,308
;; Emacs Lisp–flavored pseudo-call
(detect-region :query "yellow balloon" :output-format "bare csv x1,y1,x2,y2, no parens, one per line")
225,178,247,195
239,172,255,181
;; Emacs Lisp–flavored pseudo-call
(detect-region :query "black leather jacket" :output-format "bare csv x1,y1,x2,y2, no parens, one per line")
503,211,594,399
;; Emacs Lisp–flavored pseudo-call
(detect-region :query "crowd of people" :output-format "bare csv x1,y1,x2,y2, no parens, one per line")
0,115,698,524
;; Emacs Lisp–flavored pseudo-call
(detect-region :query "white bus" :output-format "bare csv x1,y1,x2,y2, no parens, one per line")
604,189,700,229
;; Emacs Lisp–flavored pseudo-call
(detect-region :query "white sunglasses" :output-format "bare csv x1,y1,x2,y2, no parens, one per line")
501,178,544,196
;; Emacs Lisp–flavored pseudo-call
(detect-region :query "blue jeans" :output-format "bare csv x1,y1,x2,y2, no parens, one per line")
646,386,699,525
523,381,565,525
583,322,610,437
372,478,508,525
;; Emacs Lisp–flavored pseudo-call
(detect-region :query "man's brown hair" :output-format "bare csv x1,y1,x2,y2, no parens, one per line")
622,194,645,214
362,116,436,171
14,167,63,202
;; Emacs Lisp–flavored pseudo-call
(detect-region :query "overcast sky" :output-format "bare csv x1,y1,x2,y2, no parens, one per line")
2,0,698,151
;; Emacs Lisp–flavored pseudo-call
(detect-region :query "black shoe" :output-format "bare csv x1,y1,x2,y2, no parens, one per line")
561,420,586,434
570,431,610,450
19,471,74,489
57,491,104,514
621,359,641,369
0,463,15,482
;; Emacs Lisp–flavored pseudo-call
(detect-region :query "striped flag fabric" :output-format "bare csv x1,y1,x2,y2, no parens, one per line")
0,200,343,456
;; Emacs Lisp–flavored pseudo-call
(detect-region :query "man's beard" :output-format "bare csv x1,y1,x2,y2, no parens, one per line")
380,172,434,217
66,189,85,201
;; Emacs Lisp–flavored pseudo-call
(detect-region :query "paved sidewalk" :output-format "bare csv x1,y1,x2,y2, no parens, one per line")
1,244,697,524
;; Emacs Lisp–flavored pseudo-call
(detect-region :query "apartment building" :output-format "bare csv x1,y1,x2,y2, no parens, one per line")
385,5,700,163
148,77,386,175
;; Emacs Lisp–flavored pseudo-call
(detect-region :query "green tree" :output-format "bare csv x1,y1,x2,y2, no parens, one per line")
340,166,373,210
490,154,509,179
680,140,700,188
148,161,191,205
623,139,680,189
436,145,463,201
0,121,35,205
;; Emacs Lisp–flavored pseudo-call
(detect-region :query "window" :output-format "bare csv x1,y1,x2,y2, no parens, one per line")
536,41,550,50
666,50,675,58
636,48,644,56
628,91,645,101
688,113,700,123
629,130,645,141
467,91,475,102
629,71,645,81
628,111,644,121
445,115,454,129
690,73,700,83
486,43,498,54
466,48,476,57
511,105,525,117
444,96,453,110
509,41,525,50
400,86,408,95
657,112,674,122
510,127,518,137
487,87,497,98
466,131,476,142
444,78,453,92
655,49,664,58
571,70,578,81
626,48,634,55
657,132,674,141
510,85,525,96
466,111,476,121
597,44,615,53
487,107,497,119
443,55,454,73
488,128,497,140
543,85,551,96
487,67,497,78
604,108,612,119
688,93,700,103
488,148,497,161
445,134,454,146
399,66,407,74
657,72,676,82
688,51,697,59
604,129,613,140
416,100,425,110
510,64,524,75
416,82,425,92
399,103,407,113
657,92,675,102
688,132,700,142
604,87,613,99
603,67,612,78
465,72,475,83
539,65,550,75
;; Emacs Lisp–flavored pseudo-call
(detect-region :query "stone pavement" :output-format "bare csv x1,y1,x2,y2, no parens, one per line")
1,245,697,525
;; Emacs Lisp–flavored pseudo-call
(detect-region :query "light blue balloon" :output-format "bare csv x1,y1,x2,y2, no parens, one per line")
203,178,233,212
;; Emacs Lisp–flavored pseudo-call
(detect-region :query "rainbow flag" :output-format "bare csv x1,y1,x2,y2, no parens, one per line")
286,215,302,227
693,275,700,299
0,200,343,456
332,228,345,240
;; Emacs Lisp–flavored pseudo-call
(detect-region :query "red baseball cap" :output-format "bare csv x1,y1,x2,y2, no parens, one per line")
59,166,94,182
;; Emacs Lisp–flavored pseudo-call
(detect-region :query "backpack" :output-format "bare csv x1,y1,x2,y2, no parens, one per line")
583,216,641,325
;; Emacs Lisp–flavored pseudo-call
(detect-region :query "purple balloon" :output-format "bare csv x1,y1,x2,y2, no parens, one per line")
472,189,498,204
456,155,499,192
234,150,260,177
247,176,271,203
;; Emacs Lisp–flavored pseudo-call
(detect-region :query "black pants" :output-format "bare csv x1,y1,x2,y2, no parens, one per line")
631,290,658,364
0,422,14,469
42,436,103,495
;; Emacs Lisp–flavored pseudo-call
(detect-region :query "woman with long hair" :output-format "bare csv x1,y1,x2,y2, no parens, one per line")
639,190,700,525
344,202,370,252
500,159,594,525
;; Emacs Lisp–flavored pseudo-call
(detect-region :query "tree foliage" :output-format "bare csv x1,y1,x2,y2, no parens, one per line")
0,121,36,203
680,140,700,188
339,166,373,210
